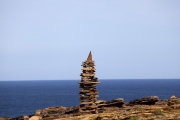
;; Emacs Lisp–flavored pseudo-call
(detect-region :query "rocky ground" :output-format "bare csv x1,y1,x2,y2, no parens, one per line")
1,95,180,120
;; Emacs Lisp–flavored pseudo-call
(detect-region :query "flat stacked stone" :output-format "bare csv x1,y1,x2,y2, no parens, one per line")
79,51,100,113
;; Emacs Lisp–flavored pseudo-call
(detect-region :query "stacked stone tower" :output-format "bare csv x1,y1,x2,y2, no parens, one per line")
79,51,100,113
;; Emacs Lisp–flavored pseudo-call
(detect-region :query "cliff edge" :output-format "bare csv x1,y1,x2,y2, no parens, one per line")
1,95,180,120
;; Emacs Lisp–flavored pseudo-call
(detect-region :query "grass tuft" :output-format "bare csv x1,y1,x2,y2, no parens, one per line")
154,109,163,115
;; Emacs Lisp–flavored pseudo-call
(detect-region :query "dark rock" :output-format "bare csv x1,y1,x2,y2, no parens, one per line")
66,106,79,114
105,98,124,107
129,96,159,105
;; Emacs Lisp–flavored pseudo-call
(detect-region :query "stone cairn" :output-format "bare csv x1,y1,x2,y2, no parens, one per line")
79,51,100,113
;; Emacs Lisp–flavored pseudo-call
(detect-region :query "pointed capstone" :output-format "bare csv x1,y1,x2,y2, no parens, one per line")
87,51,92,61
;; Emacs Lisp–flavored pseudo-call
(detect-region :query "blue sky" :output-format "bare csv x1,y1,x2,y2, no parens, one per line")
0,0,180,80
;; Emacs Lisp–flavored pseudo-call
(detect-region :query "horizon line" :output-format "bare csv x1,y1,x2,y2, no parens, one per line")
0,78,180,81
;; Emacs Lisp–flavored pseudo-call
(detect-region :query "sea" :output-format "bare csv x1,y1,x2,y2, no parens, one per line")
0,79,180,118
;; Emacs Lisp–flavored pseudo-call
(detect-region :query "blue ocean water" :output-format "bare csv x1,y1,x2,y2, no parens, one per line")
0,79,180,117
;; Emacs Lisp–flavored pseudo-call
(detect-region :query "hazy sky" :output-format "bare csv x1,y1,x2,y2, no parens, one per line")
0,0,180,80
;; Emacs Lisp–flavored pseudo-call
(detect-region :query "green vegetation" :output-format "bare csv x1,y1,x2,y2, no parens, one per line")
129,116,138,120
154,109,163,115
137,108,142,112
175,100,179,104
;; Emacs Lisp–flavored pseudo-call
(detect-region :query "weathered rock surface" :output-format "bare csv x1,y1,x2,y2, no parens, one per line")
0,117,11,120
105,98,124,107
2,95,180,120
33,106,68,119
29,116,41,120
129,96,159,105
